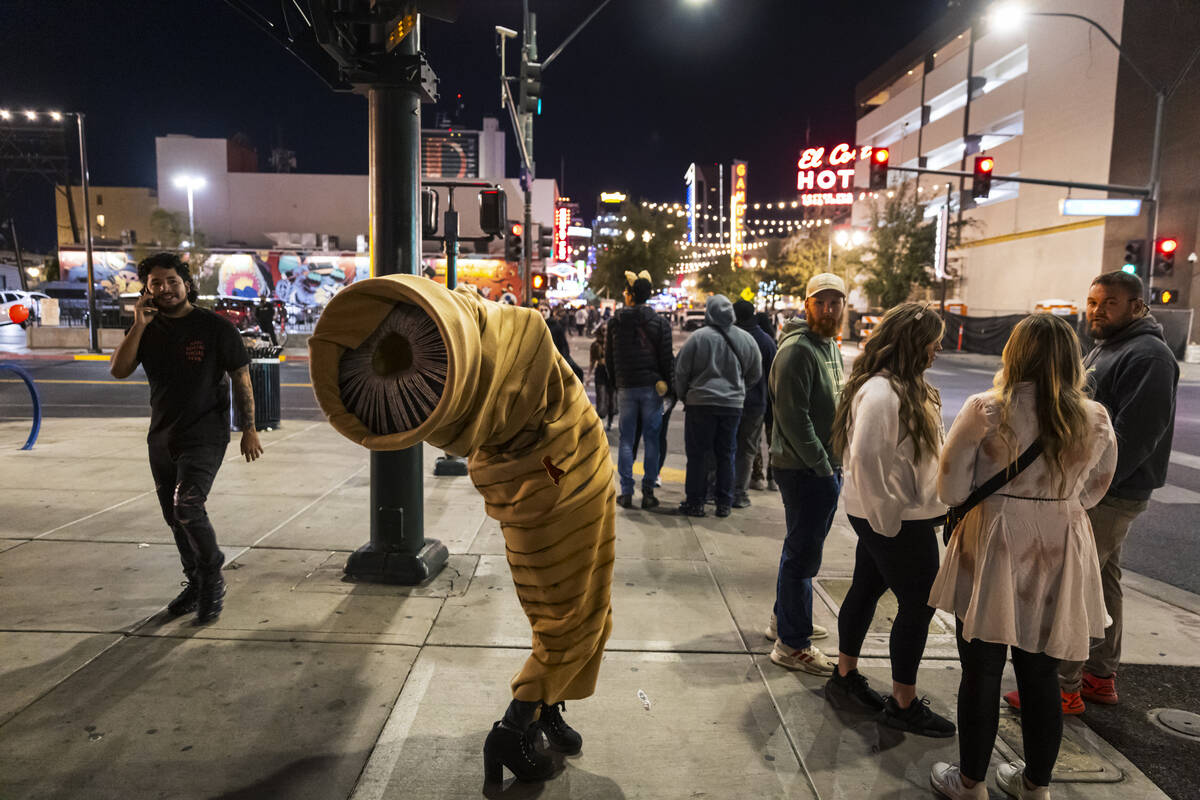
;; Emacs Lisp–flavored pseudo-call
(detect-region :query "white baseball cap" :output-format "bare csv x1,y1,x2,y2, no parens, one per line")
805,272,846,299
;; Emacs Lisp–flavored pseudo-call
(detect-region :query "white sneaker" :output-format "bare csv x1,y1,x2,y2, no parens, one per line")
996,761,1050,799
769,640,835,675
930,762,987,800
764,612,828,641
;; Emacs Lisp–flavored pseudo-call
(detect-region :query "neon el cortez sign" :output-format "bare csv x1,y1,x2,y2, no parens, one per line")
796,144,874,206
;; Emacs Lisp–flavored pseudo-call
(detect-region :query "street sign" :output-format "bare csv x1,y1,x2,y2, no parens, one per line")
1059,198,1143,217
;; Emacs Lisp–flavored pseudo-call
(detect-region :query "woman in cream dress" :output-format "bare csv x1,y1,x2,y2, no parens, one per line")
928,314,1116,800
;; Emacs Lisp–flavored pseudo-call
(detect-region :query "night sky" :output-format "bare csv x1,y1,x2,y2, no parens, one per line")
1,0,950,252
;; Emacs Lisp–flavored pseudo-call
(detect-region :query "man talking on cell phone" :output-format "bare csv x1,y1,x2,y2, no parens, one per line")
111,252,263,624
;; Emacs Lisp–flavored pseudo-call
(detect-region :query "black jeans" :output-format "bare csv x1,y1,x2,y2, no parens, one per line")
683,405,741,506
839,516,940,685
956,620,1062,787
773,467,842,649
149,442,228,575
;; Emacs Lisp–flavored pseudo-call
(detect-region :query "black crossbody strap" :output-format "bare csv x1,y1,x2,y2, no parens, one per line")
713,326,745,375
959,440,1044,517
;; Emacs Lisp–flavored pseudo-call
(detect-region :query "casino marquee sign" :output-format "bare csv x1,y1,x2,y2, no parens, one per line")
796,143,876,207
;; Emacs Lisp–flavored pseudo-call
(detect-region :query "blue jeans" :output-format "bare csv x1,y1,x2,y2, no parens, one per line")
617,386,662,495
773,466,842,649
684,405,741,506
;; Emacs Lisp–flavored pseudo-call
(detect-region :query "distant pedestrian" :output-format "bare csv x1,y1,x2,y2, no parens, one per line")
766,273,846,676
750,310,779,490
590,322,617,430
674,294,761,517
575,307,588,337
731,300,776,508
827,303,954,737
607,270,673,510
929,313,1116,800
1006,270,1177,717
109,252,264,625
545,309,584,381
255,290,278,346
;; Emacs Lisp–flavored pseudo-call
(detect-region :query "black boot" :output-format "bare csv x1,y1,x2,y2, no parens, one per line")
483,700,553,784
166,571,200,616
537,701,582,755
194,569,226,625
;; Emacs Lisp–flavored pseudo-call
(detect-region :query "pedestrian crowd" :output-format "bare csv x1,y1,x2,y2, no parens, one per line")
587,267,1177,800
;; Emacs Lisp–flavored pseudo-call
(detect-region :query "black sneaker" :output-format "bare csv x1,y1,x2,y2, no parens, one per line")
825,669,886,712
732,494,751,508
677,502,705,517
641,490,660,510
616,494,633,509
715,505,731,517
880,696,956,738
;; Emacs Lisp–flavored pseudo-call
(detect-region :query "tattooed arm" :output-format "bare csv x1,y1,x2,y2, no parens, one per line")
231,365,264,462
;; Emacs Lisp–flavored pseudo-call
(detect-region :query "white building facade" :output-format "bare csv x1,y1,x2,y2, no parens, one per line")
853,0,1169,317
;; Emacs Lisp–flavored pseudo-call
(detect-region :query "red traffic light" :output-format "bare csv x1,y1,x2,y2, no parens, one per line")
873,148,889,164
977,157,994,173
511,223,523,237
1159,237,1179,254
531,273,545,290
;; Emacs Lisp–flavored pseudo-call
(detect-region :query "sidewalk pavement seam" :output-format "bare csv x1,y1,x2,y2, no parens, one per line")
349,654,437,800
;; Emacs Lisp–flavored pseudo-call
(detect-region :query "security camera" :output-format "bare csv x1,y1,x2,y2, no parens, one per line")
495,25,518,38
1188,252,1197,263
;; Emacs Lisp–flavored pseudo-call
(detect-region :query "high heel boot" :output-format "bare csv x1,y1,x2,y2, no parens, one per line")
482,700,554,784
537,701,582,755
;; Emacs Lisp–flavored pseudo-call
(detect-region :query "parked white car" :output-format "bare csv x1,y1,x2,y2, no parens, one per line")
0,291,48,327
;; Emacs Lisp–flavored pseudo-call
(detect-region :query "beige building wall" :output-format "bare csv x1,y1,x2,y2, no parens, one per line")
54,186,157,247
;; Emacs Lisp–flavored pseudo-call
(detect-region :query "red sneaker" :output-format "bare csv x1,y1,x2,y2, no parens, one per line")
1003,688,1086,715
1081,671,1119,705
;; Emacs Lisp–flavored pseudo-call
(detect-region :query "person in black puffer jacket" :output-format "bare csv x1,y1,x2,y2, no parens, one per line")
606,270,673,510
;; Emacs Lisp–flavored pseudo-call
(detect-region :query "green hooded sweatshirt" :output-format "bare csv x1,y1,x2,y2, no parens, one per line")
769,318,845,475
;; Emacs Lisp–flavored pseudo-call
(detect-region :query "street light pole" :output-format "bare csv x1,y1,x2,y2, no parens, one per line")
186,185,196,243
76,112,100,354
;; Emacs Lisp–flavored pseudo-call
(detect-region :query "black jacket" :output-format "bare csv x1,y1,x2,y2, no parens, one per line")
1084,315,1179,501
606,304,673,389
736,318,777,415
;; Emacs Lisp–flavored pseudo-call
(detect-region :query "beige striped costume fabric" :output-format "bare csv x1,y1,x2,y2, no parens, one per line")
309,274,615,703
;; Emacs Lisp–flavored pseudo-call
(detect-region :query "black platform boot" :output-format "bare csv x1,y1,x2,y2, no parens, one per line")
194,569,226,625
537,701,582,755
482,700,554,784
166,570,200,616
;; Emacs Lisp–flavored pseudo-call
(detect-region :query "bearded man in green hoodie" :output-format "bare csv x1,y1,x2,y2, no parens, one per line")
765,273,847,676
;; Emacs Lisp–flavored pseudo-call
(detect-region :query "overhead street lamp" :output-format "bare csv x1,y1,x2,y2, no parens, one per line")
0,108,100,352
172,174,207,247
986,2,1200,299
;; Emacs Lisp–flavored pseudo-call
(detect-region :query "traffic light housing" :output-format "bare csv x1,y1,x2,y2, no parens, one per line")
1153,237,1178,276
869,147,889,190
539,228,554,261
971,155,994,200
505,222,523,262
1151,287,1179,305
519,56,542,115
1122,239,1146,275
531,271,547,302
478,188,507,237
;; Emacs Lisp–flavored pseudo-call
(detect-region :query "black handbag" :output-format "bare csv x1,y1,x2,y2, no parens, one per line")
943,440,1044,545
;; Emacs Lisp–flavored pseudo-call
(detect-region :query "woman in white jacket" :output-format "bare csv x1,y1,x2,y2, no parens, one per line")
829,303,955,737
928,313,1116,800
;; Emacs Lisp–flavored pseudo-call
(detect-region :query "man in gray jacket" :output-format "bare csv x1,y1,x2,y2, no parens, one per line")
674,294,762,517
1005,270,1178,715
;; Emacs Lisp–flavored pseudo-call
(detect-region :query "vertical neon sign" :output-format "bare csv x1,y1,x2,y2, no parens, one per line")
685,163,697,245
730,160,747,265
554,206,571,263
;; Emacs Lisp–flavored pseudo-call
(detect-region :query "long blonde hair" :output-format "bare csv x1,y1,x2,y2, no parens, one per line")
994,313,1090,494
832,303,945,463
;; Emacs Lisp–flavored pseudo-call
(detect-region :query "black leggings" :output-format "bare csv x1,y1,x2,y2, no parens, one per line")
956,620,1062,787
839,516,939,685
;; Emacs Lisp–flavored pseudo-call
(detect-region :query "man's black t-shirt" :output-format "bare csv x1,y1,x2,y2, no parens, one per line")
136,307,250,451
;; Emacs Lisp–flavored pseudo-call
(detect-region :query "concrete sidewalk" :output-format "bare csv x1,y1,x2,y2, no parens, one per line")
1,415,1196,799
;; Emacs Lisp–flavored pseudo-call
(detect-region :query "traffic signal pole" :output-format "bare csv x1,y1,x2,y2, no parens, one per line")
1143,91,1165,302
346,24,448,585
521,3,536,306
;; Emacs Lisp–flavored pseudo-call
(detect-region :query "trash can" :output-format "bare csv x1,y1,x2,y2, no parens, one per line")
231,354,282,432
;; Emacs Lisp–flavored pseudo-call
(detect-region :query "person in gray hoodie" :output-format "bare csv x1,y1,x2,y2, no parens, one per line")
1004,270,1178,717
674,294,762,517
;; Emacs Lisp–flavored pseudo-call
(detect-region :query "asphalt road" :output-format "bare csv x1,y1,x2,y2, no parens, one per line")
2,326,1198,594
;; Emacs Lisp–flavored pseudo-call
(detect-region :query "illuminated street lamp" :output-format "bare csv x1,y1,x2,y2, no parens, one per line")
172,175,206,246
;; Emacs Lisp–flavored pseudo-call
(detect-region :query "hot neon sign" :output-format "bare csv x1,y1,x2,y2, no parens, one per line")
796,144,873,206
